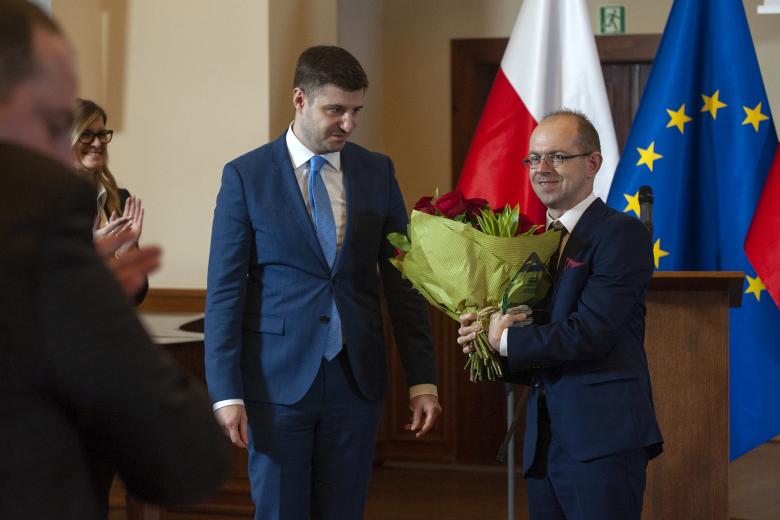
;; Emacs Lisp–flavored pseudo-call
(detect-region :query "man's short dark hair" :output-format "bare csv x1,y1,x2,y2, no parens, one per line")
0,0,63,102
542,109,601,153
293,45,368,97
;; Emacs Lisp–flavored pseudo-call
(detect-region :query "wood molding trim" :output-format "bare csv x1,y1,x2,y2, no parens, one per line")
595,33,661,63
138,288,206,313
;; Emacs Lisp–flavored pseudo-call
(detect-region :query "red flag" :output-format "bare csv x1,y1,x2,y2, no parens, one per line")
746,145,780,306
457,0,618,223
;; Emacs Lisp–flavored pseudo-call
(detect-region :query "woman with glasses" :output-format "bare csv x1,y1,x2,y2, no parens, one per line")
72,98,148,305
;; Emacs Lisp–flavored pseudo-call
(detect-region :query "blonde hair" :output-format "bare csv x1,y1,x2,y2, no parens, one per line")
71,99,122,215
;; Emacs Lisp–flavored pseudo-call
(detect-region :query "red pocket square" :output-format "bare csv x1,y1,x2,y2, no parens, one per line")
564,257,585,270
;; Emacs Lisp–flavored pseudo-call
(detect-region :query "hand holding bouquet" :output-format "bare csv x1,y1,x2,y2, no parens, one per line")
387,190,562,382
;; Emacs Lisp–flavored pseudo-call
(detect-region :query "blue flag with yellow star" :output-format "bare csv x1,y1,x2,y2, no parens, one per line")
606,0,779,458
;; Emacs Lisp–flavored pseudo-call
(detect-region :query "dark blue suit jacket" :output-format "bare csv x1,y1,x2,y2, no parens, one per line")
205,133,436,405
506,199,663,470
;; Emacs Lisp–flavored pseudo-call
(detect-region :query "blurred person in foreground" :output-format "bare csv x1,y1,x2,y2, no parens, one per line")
458,111,663,520
71,98,148,304
0,1,227,518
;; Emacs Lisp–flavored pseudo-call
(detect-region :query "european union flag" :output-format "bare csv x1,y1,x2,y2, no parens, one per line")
606,0,780,458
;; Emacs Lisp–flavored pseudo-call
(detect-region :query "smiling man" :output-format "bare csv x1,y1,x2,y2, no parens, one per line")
205,46,441,520
458,111,664,519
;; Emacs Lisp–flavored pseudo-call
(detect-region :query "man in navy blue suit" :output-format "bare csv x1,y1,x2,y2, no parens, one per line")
459,110,663,519
205,46,441,519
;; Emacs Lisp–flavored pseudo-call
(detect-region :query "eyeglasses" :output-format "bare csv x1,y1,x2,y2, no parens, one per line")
78,129,114,144
523,152,593,169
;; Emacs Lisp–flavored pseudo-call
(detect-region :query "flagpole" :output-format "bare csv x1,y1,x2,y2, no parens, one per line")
506,383,515,520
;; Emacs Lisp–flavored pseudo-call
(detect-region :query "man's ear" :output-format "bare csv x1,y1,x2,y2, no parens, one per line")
292,87,306,112
586,151,603,178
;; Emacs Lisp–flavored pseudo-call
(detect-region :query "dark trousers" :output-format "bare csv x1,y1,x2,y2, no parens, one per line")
526,395,649,520
245,352,383,520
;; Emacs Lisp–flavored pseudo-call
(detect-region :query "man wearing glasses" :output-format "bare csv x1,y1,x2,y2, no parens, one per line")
459,110,663,519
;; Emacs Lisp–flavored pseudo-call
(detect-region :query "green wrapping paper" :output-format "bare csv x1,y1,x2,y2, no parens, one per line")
389,210,561,382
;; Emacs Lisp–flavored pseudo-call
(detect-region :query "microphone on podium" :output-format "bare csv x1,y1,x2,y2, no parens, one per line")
638,185,654,239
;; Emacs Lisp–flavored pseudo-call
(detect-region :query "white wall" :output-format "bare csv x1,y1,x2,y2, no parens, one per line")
54,0,270,288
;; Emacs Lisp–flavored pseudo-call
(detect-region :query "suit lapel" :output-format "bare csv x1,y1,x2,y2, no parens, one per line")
549,198,607,302
333,144,356,274
270,136,330,272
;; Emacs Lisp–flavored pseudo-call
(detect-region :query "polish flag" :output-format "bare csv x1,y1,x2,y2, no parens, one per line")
456,0,618,223
746,147,780,306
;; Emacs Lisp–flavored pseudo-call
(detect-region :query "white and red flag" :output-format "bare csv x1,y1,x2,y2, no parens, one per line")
456,0,618,223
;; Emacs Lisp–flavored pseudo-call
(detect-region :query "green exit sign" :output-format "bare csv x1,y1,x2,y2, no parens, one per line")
600,5,626,35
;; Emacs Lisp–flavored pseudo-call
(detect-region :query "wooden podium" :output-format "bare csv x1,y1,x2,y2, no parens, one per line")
641,272,743,519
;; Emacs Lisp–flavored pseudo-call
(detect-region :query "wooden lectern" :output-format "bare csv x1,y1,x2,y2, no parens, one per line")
642,272,743,519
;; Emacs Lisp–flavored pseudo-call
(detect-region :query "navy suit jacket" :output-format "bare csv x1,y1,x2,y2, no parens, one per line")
506,199,663,470
205,133,436,405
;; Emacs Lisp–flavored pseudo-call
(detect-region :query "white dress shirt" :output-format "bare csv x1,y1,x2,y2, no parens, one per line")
285,124,347,247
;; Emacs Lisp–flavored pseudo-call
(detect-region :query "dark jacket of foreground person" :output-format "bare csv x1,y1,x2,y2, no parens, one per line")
0,142,228,519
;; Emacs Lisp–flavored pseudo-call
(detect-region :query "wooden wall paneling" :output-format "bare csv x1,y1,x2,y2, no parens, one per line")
138,288,206,313
375,297,456,462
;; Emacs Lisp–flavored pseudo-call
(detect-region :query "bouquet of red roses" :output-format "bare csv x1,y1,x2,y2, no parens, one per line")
388,190,561,382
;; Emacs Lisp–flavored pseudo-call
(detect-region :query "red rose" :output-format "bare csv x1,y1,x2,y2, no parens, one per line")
414,195,436,215
433,191,468,218
516,212,534,234
515,212,543,235
464,197,488,219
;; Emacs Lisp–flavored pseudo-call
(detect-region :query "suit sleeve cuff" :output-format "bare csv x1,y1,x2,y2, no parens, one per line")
213,398,245,411
409,384,438,399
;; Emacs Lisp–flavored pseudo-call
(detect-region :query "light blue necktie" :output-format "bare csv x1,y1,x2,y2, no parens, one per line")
307,155,342,360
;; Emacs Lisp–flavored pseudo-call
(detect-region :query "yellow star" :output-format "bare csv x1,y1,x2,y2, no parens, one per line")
636,142,663,172
744,275,766,302
666,104,693,134
623,192,640,217
653,238,669,269
701,90,727,119
742,102,770,132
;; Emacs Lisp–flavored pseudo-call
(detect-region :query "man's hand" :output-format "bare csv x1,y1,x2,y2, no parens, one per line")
214,404,248,449
457,310,530,353
404,394,442,438
95,229,160,299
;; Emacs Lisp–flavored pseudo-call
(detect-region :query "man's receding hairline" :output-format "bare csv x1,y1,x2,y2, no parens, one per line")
536,112,600,153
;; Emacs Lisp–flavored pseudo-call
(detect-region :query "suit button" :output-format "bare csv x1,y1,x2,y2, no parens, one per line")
319,315,330,323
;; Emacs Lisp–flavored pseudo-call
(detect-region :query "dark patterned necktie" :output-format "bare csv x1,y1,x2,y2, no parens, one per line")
548,220,569,279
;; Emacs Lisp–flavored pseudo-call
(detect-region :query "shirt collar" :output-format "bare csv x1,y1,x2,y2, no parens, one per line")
546,193,597,234
285,123,341,172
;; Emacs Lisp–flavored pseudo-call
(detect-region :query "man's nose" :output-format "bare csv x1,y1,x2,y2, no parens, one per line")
538,156,555,173
340,112,356,133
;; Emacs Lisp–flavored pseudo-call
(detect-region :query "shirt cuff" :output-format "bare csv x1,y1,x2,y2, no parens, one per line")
500,328,508,357
409,384,438,399
213,398,245,411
